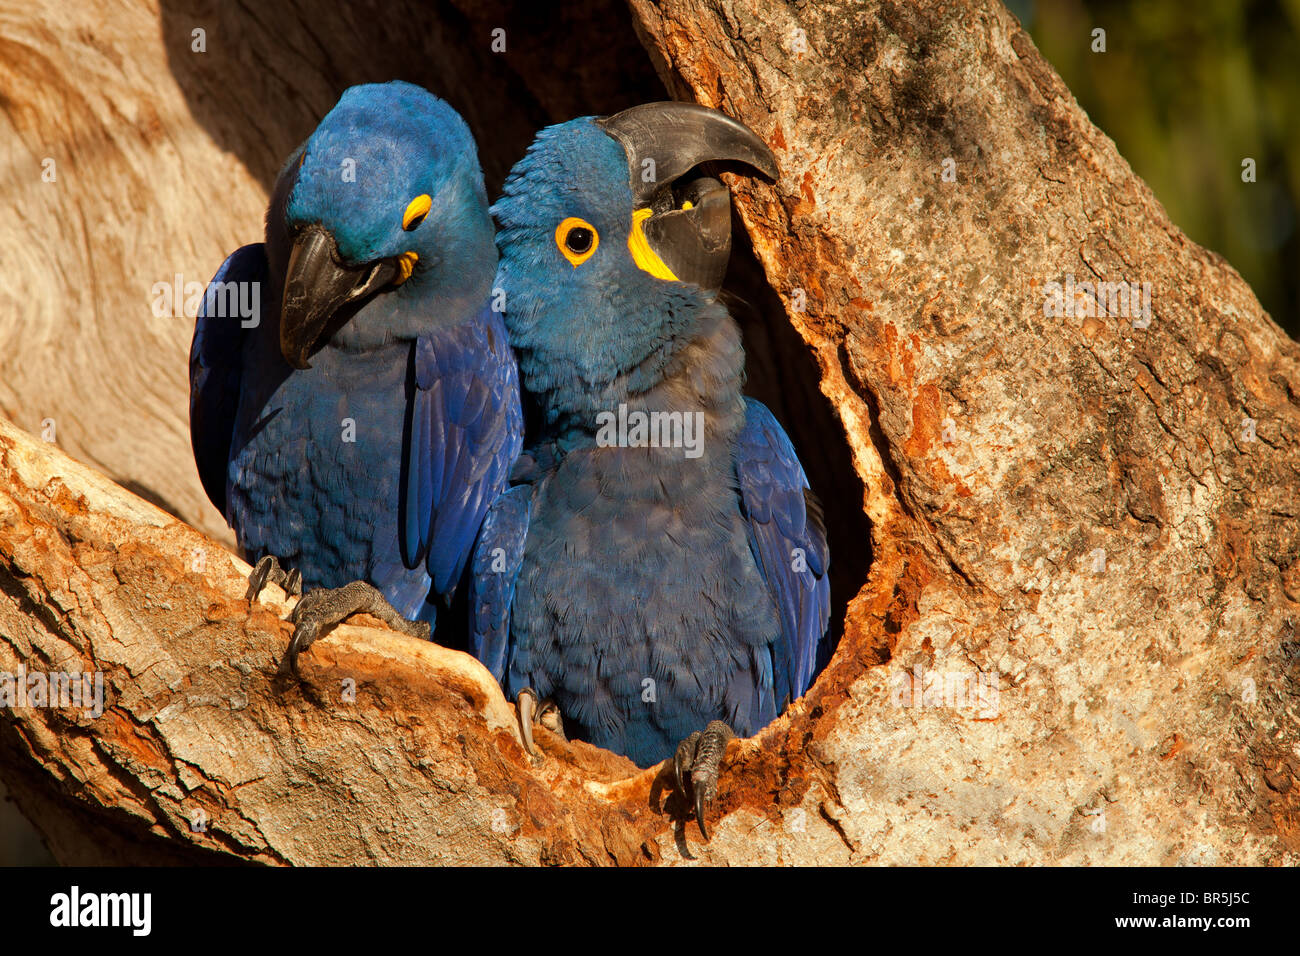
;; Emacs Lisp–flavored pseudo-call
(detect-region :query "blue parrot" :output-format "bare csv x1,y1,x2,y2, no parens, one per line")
469,103,830,836
190,81,521,670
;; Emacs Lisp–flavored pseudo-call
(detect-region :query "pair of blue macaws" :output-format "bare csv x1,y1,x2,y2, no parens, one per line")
190,81,830,835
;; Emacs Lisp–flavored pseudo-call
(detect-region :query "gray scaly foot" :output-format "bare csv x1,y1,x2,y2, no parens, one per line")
673,720,734,840
279,580,430,677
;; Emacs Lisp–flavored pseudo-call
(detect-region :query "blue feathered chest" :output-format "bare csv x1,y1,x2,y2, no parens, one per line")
507,430,781,767
225,336,436,619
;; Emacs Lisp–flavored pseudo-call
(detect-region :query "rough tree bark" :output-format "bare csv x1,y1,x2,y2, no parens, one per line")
2,0,1298,864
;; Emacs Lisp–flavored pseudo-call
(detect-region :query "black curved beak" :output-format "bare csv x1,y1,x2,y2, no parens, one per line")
280,226,396,369
597,101,777,291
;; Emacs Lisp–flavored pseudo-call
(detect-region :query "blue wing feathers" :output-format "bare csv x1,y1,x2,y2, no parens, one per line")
469,484,531,683
735,397,831,706
189,243,267,518
402,307,523,600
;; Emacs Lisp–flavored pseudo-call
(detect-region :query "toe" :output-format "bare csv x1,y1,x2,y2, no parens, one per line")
674,732,700,802
245,556,274,602
675,721,734,840
538,701,566,740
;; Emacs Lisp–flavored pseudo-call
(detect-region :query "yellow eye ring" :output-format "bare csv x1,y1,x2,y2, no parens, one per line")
403,194,432,231
555,216,599,267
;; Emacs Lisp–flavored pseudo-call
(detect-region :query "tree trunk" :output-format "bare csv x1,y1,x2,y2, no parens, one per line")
2,0,1297,864
624,0,1300,862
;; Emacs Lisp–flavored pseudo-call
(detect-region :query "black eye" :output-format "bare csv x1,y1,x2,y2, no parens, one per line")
555,217,599,266
565,227,593,254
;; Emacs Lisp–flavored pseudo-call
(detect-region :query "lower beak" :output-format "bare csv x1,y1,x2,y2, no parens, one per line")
280,227,396,369
638,176,734,291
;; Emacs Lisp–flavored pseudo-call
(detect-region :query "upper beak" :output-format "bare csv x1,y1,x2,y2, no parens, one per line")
597,101,777,292
280,226,396,369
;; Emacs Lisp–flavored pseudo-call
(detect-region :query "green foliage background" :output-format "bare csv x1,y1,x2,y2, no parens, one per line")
1010,0,1300,337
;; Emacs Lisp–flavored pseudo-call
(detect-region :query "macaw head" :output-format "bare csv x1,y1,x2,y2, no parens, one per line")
492,102,776,413
269,81,495,369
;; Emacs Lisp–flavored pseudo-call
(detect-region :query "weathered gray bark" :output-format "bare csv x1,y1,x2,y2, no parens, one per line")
1,0,1297,864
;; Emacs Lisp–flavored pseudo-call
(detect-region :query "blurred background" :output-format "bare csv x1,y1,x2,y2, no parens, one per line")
1007,0,1300,336
2,0,1297,864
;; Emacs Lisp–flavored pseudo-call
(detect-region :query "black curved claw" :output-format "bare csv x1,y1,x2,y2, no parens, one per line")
245,556,274,602
246,555,300,602
278,591,324,677
674,731,699,807
695,789,710,841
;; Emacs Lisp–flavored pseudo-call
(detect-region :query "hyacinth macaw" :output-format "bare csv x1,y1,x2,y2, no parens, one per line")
189,81,520,670
470,103,831,836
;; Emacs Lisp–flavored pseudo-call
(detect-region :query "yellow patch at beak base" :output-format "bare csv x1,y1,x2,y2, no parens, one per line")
395,251,418,284
628,208,678,282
